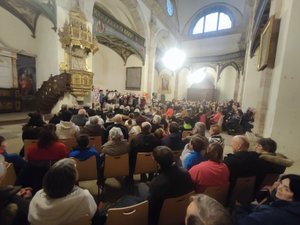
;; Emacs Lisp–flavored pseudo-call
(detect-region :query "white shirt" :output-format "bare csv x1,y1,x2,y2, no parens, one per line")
28,186,97,225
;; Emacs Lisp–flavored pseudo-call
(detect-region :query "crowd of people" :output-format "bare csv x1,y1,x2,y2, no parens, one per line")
0,97,299,225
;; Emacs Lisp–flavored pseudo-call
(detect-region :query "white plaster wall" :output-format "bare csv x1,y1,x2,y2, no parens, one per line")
217,66,236,102
177,68,190,100
92,44,143,93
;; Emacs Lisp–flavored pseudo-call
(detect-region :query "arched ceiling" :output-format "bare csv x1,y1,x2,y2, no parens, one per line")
0,0,57,37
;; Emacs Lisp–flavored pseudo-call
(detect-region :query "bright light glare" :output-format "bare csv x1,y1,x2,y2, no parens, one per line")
162,48,186,71
188,69,206,85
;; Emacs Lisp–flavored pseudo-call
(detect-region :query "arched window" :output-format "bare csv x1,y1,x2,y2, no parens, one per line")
192,10,232,35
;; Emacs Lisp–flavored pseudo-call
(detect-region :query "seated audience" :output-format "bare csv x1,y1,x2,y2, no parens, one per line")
138,146,194,225
162,122,184,151
185,194,232,225
234,174,300,225
106,114,129,140
183,117,193,130
189,143,229,193
183,122,206,144
0,136,26,175
208,124,224,147
154,128,167,141
124,113,136,130
26,124,67,161
0,156,32,225
20,112,46,157
82,116,106,141
151,115,162,133
71,108,89,127
182,136,208,170
101,127,130,156
255,137,294,189
28,158,98,225
56,110,80,139
224,135,259,185
69,134,102,167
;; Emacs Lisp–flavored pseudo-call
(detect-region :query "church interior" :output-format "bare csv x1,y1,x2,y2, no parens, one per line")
0,0,300,224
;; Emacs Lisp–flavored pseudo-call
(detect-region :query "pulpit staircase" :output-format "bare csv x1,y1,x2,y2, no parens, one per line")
36,72,72,114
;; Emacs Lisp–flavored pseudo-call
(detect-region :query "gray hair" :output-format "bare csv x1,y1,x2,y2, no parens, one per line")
152,115,162,124
193,122,206,136
109,127,124,141
186,194,232,225
89,116,99,125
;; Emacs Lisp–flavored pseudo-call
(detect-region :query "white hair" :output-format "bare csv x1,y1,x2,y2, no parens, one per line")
152,115,162,124
109,127,124,141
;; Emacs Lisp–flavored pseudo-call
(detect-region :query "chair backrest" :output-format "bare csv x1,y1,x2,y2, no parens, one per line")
203,183,230,206
24,139,38,159
59,138,77,152
88,136,102,153
158,191,194,225
229,176,256,205
63,215,91,225
73,156,97,181
105,200,148,225
104,154,129,178
260,173,280,188
0,163,16,186
134,152,158,174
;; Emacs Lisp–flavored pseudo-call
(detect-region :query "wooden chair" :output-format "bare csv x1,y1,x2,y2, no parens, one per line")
158,191,194,225
229,176,256,205
72,156,100,199
260,173,280,188
59,138,77,152
105,200,148,225
104,154,129,178
88,136,102,153
134,152,158,174
0,163,16,186
203,183,230,206
63,215,91,225
23,139,38,159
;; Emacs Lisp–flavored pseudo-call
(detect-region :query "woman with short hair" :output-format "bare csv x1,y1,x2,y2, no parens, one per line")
28,158,97,225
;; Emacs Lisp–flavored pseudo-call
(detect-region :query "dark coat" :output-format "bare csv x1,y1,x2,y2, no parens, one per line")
161,133,184,151
234,200,300,225
148,165,194,225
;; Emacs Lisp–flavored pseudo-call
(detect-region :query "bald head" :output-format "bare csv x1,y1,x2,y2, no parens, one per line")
231,135,249,153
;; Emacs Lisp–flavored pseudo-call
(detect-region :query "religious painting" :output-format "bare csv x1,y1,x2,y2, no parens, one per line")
16,54,36,98
257,15,279,71
126,67,142,90
159,73,172,94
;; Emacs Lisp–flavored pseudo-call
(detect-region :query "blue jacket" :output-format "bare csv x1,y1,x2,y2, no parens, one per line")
234,200,300,225
69,147,103,168
183,151,206,170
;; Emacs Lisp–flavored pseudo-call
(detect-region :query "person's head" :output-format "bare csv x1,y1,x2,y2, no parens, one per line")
89,116,99,125
0,136,7,151
192,122,206,136
153,146,174,170
190,136,208,153
27,112,45,127
152,115,162,125
78,108,87,116
38,124,58,148
231,135,249,153
209,124,221,136
185,194,232,225
141,122,152,134
113,114,123,123
275,174,300,202
169,122,180,134
61,110,73,122
43,158,77,198
154,128,166,139
76,134,89,148
109,127,124,141
206,143,224,163
255,138,277,154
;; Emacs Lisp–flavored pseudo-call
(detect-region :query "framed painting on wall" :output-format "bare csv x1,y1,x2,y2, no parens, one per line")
126,67,142,90
257,15,280,71
159,73,172,94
